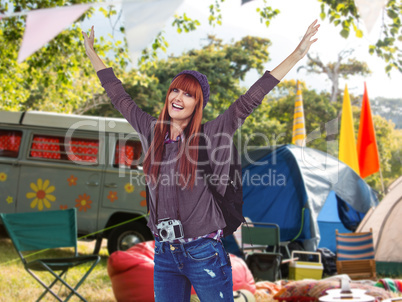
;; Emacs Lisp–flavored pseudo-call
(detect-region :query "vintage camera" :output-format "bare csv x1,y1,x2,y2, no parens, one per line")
156,218,184,242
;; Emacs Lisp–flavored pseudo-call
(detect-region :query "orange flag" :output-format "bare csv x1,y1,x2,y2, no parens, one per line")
357,83,380,178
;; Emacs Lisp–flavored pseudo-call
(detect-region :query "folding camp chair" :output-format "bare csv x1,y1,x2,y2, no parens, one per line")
241,222,283,281
0,208,100,301
335,229,376,280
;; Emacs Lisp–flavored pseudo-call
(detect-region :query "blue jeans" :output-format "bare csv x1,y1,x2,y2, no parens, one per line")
154,237,234,302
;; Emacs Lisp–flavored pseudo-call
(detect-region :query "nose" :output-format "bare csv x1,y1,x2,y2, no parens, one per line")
175,91,184,100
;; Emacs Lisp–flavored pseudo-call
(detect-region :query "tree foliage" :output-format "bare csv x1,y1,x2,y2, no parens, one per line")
169,0,401,74
0,0,129,112
0,0,400,194
318,0,402,74
298,50,371,103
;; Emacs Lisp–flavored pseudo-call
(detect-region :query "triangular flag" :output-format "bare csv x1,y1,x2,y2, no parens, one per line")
18,4,91,63
123,0,184,62
354,0,386,33
339,85,360,175
357,83,380,178
292,81,306,147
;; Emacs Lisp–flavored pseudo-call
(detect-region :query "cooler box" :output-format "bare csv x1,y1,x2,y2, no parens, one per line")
289,251,323,280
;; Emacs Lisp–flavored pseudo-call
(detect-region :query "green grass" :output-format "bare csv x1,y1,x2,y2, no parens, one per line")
0,234,116,302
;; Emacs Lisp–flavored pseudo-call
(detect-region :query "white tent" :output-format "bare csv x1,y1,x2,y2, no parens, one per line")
357,176,402,275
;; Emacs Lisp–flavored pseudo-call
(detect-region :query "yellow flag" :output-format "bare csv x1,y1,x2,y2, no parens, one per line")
339,85,360,174
292,81,306,147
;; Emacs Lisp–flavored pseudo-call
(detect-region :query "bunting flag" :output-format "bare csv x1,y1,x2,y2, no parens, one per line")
357,83,380,178
292,81,306,147
339,85,360,175
123,0,184,62
18,4,91,63
354,0,386,33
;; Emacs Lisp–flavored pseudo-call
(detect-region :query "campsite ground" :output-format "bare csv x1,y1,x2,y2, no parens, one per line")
0,229,400,302
0,231,115,302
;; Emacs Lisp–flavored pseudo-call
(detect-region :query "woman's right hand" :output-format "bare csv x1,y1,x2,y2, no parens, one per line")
82,26,107,72
82,26,95,56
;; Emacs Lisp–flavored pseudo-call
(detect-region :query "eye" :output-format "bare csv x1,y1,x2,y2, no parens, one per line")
185,92,193,97
172,88,179,92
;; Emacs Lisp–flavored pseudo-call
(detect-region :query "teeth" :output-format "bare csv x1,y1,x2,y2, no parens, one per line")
172,103,183,109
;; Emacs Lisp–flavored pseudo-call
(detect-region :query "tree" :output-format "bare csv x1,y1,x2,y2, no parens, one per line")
384,128,402,190
0,0,129,112
297,50,371,103
317,0,402,74
254,80,338,152
159,0,401,74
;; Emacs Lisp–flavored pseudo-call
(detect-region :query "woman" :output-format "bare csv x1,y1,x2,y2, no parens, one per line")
83,20,319,302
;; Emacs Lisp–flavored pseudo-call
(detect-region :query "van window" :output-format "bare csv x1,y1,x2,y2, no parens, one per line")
29,134,99,164
67,138,99,163
0,130,23,158
114,139,142,169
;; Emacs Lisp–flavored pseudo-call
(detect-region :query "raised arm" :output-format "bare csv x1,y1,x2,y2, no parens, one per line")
270,20,320,81
82,26,156,140
82,26,107,72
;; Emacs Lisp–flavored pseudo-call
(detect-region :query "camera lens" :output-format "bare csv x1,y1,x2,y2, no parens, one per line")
160,229,168,239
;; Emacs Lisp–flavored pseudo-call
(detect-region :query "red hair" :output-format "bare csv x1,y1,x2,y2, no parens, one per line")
143,74,204,189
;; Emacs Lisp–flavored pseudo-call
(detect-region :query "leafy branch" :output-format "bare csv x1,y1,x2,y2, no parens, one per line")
318,0,402,74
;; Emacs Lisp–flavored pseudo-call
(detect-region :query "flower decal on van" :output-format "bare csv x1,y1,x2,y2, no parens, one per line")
124,183,134,193
0,172,7,182
6,196,13,204
67,175,77,186
140,190,147,207
26,178,56,211
107,191,118,203
75,193,92,212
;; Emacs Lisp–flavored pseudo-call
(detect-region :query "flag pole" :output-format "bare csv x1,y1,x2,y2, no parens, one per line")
378,166,385,194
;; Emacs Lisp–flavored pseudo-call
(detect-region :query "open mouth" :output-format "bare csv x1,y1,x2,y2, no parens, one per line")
172,103,184,110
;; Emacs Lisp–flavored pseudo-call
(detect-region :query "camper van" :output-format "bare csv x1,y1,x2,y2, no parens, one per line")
0,110,153,254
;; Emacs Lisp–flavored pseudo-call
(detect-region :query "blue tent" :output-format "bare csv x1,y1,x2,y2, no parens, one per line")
317,191,352,252
241,145,378,251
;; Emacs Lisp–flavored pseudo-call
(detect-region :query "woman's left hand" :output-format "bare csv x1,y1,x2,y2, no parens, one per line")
293,19,320,59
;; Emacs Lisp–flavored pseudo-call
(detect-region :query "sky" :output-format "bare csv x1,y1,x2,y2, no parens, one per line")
85,0,402,99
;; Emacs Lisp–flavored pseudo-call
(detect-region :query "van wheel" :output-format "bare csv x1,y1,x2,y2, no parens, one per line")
107,222,153,255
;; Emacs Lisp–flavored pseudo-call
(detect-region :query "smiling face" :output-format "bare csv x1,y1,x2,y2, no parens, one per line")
167,88,197,125
166,74,203,128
